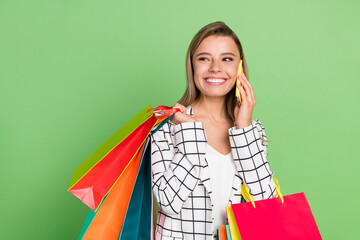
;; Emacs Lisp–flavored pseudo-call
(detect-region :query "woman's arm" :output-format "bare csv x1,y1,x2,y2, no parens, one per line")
228,119,277,200
151,121,207,215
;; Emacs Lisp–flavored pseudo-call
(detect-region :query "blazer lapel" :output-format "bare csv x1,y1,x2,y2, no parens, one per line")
186,106,214,203
228,172,243,204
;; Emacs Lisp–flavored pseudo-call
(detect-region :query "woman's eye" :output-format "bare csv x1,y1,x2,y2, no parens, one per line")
198,57,208,61
197,57,233,61
223,57,233,61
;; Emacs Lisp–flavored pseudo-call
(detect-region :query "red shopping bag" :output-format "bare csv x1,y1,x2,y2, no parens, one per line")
82,143,144,240
68,105,179,211
231,180,322,240
76,107,177,240
69,113,157,211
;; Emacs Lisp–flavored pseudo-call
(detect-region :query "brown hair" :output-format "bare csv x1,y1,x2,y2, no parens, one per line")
178,21,249,122
178,21,269,144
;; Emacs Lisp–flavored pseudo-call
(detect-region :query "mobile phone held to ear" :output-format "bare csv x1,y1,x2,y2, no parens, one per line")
236,60,243,105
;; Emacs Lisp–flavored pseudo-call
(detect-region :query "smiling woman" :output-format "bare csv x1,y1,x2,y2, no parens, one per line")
193,35,240,100
151,21,277,240
179,22,250,123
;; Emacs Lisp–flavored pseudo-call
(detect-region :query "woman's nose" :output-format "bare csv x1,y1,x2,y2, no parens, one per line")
208,60,221,72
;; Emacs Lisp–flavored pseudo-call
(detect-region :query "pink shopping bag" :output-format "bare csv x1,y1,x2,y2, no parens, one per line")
231,191,322,240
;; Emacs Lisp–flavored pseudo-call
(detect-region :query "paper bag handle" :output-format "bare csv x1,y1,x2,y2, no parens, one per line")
241,177,284,208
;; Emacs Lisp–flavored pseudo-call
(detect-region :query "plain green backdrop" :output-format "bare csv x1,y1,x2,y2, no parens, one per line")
1,0,359,239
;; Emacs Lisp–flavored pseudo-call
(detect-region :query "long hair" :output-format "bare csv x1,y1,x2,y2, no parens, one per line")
178,21,249,122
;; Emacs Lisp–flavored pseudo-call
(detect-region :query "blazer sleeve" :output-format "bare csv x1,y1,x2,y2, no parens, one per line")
228,119,277,201
151,121,207,215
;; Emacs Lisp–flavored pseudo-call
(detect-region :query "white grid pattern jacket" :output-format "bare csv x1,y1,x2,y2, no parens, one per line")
151,107,277,240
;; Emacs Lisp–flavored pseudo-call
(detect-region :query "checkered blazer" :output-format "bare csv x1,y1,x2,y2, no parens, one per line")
151,106,277,240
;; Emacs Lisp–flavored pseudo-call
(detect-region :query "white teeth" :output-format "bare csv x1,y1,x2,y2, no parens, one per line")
205,78,226,83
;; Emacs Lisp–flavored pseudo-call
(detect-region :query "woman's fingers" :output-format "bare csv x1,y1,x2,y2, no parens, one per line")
172,103,186,113
234,74,255,128
171,103,196,124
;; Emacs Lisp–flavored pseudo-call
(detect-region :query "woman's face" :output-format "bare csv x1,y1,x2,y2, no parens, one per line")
192,35,241,99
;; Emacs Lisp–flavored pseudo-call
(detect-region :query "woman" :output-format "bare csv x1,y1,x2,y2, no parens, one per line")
151,21,277,240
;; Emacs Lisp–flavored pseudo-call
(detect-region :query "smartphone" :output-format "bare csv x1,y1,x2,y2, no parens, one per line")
236,60,243,105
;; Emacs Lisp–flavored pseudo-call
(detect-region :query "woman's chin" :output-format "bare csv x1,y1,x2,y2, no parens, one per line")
200,91,231,98
195,83,234,99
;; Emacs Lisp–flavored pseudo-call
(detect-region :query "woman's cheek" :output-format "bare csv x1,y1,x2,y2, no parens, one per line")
193,74,202,90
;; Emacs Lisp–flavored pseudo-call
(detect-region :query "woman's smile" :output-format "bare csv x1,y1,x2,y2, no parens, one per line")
203,77,228,86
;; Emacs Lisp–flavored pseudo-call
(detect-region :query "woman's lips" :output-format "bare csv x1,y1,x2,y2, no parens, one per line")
203,78,227,86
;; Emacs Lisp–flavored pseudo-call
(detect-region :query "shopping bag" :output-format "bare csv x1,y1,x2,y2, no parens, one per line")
77,141,150,240
230,179,322,240
118,113,175,240
72,105,179,239
68,105,155,210
69,105,179,211
118,137,152,239
80,141,146,240
218,225,228,240
226,206,241,240
226,225,231,240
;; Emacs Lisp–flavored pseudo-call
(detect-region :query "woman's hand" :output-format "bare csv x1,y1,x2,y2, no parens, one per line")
234,73,255,129
171,103,197,125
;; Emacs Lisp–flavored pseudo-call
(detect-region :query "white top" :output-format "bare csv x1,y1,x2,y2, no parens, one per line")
205,144,236,232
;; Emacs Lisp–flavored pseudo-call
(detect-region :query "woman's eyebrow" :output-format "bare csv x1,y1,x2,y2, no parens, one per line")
195,52,236,57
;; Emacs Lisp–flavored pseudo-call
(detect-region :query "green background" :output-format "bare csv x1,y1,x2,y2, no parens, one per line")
1,0,359,239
